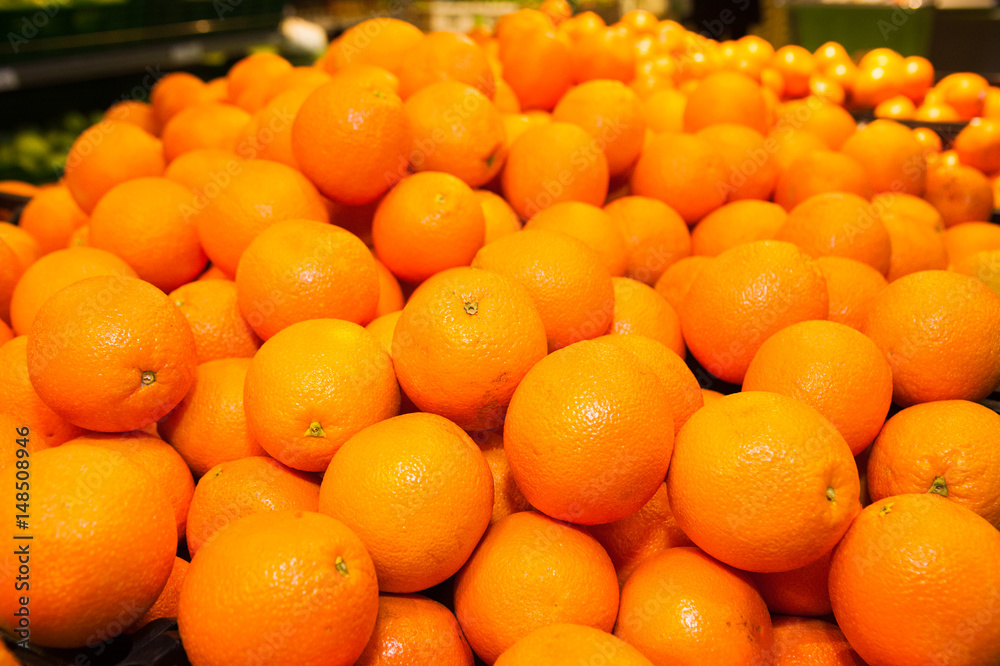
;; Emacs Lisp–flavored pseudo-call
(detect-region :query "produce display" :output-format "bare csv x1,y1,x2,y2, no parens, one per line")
2,1,1000,664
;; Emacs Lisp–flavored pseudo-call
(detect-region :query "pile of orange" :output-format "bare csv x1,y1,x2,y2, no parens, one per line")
2,3,1000,665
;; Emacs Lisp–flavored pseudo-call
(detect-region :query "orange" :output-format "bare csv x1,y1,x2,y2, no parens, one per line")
771,45,816,98
899,55,934,102
743,320,893,454
392,267,546,431
668,391,861,572
373,258,404,316
953,249,1000,296
955,117,1000,174
17,184,88,255
852,63,905,108
226,53,293,111
325,18,424,74
243,319,399,471
815,255,888,330
0,445,175,648
472,429,532,524
683,71,768,134
498,23,573,111
0,180,38,198
0,241,24,325
696,123,779,202
769,128,827,175
27,276,196,432
769,617,866,666
570,25,636,83
587,482,693,586
0,321,10,347
925,163,994,227
194,158,329,276
862,270,1000,406
263,65,333,102
356,594,474,665
936,71,990,119
540,0,572,24
829,494,1000,666
552,80,646,177
945,221,1000,267
504,338,673,524
473,228,614,351
455,511,619,663
231,87,311,168
104,99,159,135
496,624,653,666
178,511,378,666
867,400,1000,528
168,279,261,363
404,82,506,187
477,190,522,244
747,550,834,617
502,121,609,219
701,388,724,403
875,94,916,119
127,557,189,633
631,132,727,225
319,412,492,592
881,206,948,281
914,101,961,122
774,151,872,210
778,97,856,150
840,118,926,196
161,103,252,162
614,547,773,664
330,62,400,94
813,41,850,70
63,120,166,213
652,254,711,313
873,190,945,230
397,31,495,99
986,86,1000,118
642,88,686,134
912,125,943,152
151,72,209,127
691,200,786,256
0,223,39,269
524,201,628,276
163,148,242,191
292,79,410,206
372,172,485,284
681,240,829,384
159,358,265,477
608,277,684,356
808,74,846,105
603,195,691,285
493,79,522,113
63,431,194,539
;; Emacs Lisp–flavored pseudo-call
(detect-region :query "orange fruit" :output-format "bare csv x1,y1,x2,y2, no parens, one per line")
743,320,893,454
874,94,916,119
642,88,686,134
404,81,506,187
867,400,1000,528
27,276,196,432
319,412,493,592
681,240,829,384
502,121,610,219
127,557,189,633
158,358,265,477
631,132,727,225
161,103,252,162
163,148,242,192
769,127,827,175
608,277,684,357
232,86,312,168
17,184,88,255
696,123,779,202
668,391,861,572
498,23,573,111
0,222,39,269
455,511,619,663
552,80,646,177
874,190,945,230
0,180,38,197
955,117,1000,174
684,71,768,134
603,195,691,285
912,125,943,152
472,429,532,524
853,62,905,108
925,163,995,227
840,119,926,196
473,228,614,351
493,79,522,113
292,79,410,206
392,267,546,431
151,72,209,127
771,45,816,98
614,547,773,664
325,17,424,74
936,71,990,119
900,55,934,102
330,62,399,94
815,256,888,330
862,270,1000,406
372,172,486,284
63,120,166,213
168,279,261,364
397,31,495,99
178,511,378,666
881,206,948,281
777,192,891,275
747,550,834,617
227,53,293,111
356,594,474,665
770,616,866,666
778,97,857,150
0,321,11,347
571,25,636,83
953,249,1000,296
814,41,850,69
914,101,961,122
263,65,333,102
501,111,552,149
477,190,522,244
829,494,1000,666
243,319,400,471
373,258,404,316
0,445,175,648
194,158,329,276
0,241,25,325
496,624,653,666
504,338,674,524
944,221,1000,268
104,99,159,135
808,74,846,106
652,254,711,313
774,151,872,210
691,200,786,256
524,201,628,277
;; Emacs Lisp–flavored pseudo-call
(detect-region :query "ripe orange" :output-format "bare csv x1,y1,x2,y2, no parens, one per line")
881,206,948,281
771,45,816,98
769,128,827,175
631,132,727,225
570,25,636,83
477,190,522,244
774,150,872,210
161,103,252,162
163,148,242,192
472,429,532,525
496,624,653,666
912,125,943,152
747,550,834,617
841,119,926,196
227,53,293,111
373,257,404,316
27,276,197,432
104,99,159,135
0,321,10,347
0,224,38,271
356,594,474,665
232,86,313,168
653,255,711,313
615,547,773,664
867,400,1000,528
127,557,189,633
325,17,424,74
372,172,486,284
925,163,994,227
936,71,990,119
603,195,691,285
455,511,619,663
770,617,866,666
814,256,888,330
502,121,609,219
862,270,1000,406
243,319,400,471
552,80,646,177
691,200,786,256
524,201,628,276
263,66,333,102
955,118,1000,174
151,72,210,127
642,88,686,134
944,221,1000,268
829,494,1000,666
168,279,261,363
397,31,495,99
668,391,861,572
608,277,684,357
777,97,857,150
498,23,573,111
696,123,779,202
16,185,88,256
366,311,399,353
159,358,266,477
875,94,916,119
684,71,768,134
178,511,378,666
0,445,175,648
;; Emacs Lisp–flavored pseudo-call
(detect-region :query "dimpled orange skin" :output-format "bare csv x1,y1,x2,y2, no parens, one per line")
0,445,176,649
392,267,547,431
397,31,496,100
614,547,773,665
292,80,410,206
829,494,1000,666
691,200,787,258
16,185,88,256
168,280,262,364
603,196,692,286
161,103,252,161
861,270,1000,407
27,276,197,433
243,319,400,472
630,132,728,225
495,624,654,666
814,256,887,331
355,594,474,666
473,429,533,525
454,511,620,664
608,277,685,357
473,229,614,351
747,550,834,617
524,202,629,278
503,339,674,525
178,511,379,666
325,18,424,74
552,80,647,177
236,219,379,340
840,119,927,196
319,413,494,593
0,337,83,448
773,150,873,211
667,392,861,573
681,241,829,385
653,255,712,313
769,617,866,666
